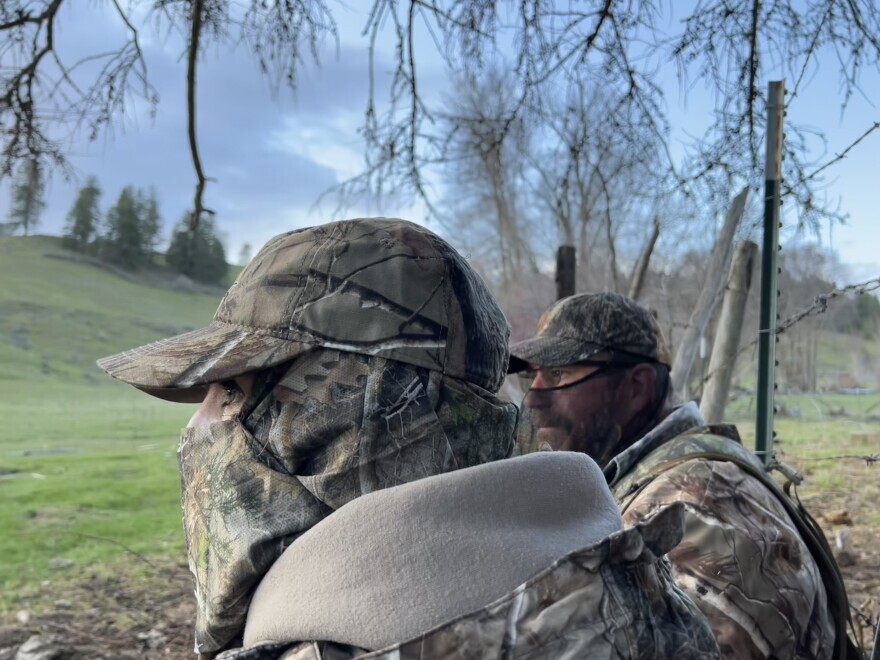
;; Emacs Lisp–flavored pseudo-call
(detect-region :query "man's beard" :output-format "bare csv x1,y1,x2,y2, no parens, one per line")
531,407,624,467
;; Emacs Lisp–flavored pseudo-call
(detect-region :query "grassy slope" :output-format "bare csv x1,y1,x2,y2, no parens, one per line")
0,236,222,593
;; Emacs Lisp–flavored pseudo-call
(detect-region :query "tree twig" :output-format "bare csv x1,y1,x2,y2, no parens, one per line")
72,532,160,569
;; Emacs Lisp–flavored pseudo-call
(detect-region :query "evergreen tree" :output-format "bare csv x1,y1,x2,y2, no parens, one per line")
63,177,101,252
7,158,45,236
166,215,228,284
138,187,161,255
102,186,148,267
855,294,880,339
237,242,252,266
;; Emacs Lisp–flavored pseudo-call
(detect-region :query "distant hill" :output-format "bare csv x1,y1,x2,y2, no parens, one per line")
0,235,226,385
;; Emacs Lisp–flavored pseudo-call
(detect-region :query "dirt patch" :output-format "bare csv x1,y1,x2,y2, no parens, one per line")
799,461,880,651
0,565,195,659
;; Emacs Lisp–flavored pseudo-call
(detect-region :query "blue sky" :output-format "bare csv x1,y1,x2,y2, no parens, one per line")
2,2,878,279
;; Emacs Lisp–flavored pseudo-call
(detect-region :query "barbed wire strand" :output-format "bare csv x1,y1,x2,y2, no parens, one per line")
700,275,880,386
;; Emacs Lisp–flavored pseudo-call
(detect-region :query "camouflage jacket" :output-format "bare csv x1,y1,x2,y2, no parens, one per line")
217,503,720,660
606,403,835,659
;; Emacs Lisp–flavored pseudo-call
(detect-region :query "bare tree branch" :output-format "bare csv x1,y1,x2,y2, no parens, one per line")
747,0,761,172
3,0,880,243
186,0,213,228
1,0,157,178
790,0,834,100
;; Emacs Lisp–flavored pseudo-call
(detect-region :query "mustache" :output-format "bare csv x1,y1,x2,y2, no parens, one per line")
528,410,573,431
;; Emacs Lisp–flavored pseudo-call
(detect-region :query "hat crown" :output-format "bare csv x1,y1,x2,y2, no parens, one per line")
215,218,509,391
541,292,669,364
508,292,671,371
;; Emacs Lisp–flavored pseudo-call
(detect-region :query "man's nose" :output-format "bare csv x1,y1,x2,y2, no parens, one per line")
187,406,208,429
187,400,220,428
523,387,552,410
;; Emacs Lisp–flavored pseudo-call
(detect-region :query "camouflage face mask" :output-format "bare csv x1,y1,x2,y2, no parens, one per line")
178,348,518,655
178,418,328,654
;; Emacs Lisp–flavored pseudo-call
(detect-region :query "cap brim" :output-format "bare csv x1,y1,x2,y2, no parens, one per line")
97,322,312,402
507,336,604,373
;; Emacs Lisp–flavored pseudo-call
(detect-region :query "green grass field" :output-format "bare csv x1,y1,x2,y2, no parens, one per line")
729,391,880,493
0,236,219,598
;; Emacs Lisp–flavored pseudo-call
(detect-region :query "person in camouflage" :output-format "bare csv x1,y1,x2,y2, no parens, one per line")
99,219,720,659
509,291,841,659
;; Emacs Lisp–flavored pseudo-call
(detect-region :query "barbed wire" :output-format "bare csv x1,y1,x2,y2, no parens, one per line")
785,454,880,467
770,276,880,337
699,275,880,385
793,121,880,188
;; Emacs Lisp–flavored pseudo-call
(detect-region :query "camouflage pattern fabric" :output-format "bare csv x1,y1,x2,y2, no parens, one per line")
608,416,835,659
98,218,510,399
216,504,721,660
508,291,672,373
179,349,518,654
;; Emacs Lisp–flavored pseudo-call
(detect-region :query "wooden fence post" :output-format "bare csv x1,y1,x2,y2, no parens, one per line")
700,240,758,423
628,217,661,301
556,245,576,300
671,186,749,399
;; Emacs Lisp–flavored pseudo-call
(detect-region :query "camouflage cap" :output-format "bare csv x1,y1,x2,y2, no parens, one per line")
98,218,510,400
508,292,671,373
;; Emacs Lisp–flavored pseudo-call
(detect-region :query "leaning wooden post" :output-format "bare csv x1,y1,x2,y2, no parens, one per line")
700,240,758,423
670,187,749,399
628,216,661,301
756,80,785,465
556,245,576,300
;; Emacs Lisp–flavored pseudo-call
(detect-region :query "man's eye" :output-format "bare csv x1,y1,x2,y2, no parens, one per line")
548,369,565,384
220,381,241,406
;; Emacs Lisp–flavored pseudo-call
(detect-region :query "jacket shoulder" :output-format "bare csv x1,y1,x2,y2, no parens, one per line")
611,428,759,509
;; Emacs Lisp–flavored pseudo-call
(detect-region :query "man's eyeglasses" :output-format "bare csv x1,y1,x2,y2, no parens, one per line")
517,361,620,392
517,351,658,392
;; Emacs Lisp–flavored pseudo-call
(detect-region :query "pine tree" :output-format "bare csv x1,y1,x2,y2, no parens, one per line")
237,242,252,266
138,187,161,255
102,187,147,267
63,177,101,252
7,158,45,236
166,215,228,284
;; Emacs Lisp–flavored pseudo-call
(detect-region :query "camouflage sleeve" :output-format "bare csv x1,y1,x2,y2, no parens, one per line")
622,459,835,659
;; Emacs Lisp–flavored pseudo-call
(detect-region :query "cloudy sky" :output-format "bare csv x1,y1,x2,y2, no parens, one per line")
2,2,878,277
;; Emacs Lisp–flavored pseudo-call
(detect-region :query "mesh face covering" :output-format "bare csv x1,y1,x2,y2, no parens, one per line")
177,348,518,654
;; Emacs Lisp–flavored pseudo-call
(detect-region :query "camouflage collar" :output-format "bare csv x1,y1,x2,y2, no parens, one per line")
603,402,705,487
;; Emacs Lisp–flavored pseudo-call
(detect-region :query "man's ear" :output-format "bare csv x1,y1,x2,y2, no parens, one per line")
623,363,657,417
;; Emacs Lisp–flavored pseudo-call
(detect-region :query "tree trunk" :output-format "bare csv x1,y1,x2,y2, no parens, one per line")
808,327,818,392
627,216,661,301
671,186,749,399
700,240,758,423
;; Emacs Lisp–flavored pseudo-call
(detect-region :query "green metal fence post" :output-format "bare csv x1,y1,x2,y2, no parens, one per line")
756,80,785,464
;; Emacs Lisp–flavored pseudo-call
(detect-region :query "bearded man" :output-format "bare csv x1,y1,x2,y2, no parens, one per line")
510,291,847,659
98,220,719,659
